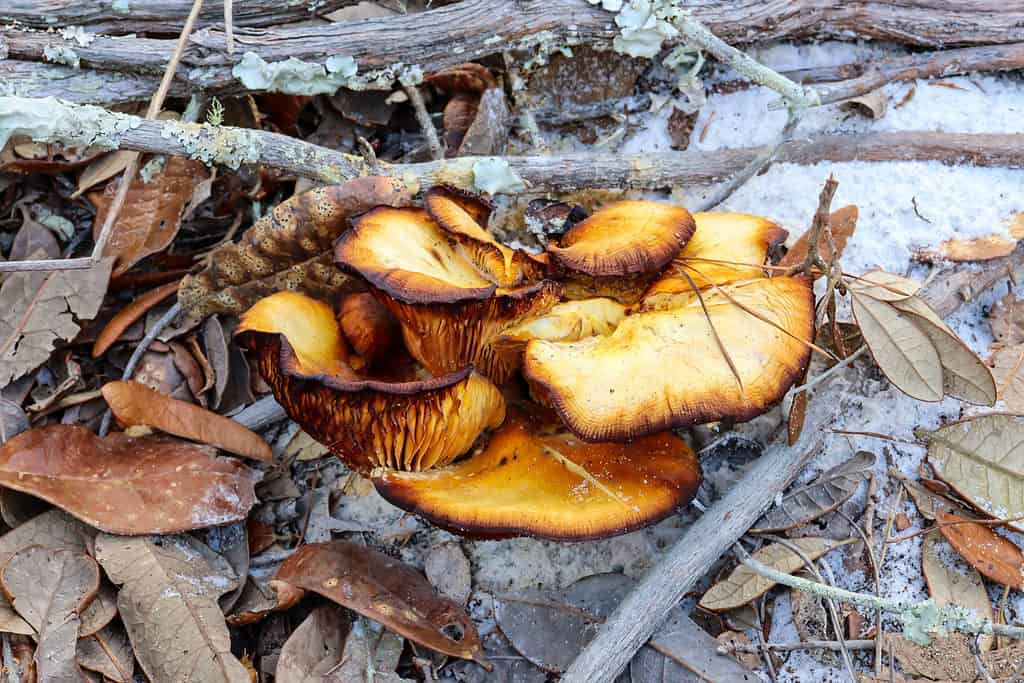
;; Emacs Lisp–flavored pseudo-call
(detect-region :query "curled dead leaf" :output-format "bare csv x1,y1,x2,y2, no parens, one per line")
92,280,179,357
276,541,488,665
935,511,1024,589
101,380,271,462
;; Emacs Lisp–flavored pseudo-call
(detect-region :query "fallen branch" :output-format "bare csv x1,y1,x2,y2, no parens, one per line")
1,0,354,34
560,245,1024,683
3,0,1023,102
3,97,1023,194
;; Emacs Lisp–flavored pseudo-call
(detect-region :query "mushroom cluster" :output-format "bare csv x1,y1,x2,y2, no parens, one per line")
236,186,815,541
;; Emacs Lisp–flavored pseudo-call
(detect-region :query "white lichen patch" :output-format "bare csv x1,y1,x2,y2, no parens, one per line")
59,26,96,47
43,45,80,69
232,51,358,96
139,156,166,183
111,0,130,15
472,158,526,194
0,96,140,151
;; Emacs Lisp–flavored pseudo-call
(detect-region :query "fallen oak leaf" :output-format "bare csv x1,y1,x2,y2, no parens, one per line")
0,426,257,534
698,537,851,612
275,541,489,666
226,578,305,627
921,530,994,652
922,414,1024,533
78,621,134,683
779,205,858,270
0,257,112,387
1,546,100,682
101,380,271,462
935,511,1024,590
79,582,117,638
89,156,210,277
988,343,1024,412
92,280,179,357
94,533,249,683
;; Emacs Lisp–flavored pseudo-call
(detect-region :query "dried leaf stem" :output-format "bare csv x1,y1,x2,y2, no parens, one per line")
404,83,443,161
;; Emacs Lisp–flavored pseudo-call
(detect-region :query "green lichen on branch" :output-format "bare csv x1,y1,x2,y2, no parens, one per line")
158,120,262,169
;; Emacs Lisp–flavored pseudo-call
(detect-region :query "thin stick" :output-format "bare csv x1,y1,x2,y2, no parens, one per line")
722,639,875,654
877,486,904,572
888,513,1024,545
0,257,95,273
91,0,206,263
693,108,801,212
677,268,746,395
673,13,820,109
789,347,867,394
224,0,235,54
404,84,443,161
786,175,839,278
830,429,925,447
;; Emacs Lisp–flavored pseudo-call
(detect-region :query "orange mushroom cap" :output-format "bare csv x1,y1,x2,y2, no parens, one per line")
523,276,815,441
335,207,497,305
425,186,546,288
236,292,505,472
493,297,626,358
373,406,702,540
547,200,696,276
338,292,401,368
642,212,788,309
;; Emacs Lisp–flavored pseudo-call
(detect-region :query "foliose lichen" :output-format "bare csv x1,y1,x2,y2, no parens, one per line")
232,51,359,96
588,0,683,59
111,0,131,15
0,96,140,151
43,45,81,69
472,158,526,195
59,26,97,47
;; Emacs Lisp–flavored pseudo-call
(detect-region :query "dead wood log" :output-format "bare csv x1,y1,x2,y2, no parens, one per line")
0,0,357,34
3,0,1023,104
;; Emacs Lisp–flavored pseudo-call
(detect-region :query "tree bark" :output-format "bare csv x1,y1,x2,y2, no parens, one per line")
0,0,357,34
3,0,1023,102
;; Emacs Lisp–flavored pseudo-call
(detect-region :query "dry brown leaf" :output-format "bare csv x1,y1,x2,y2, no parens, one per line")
78,621,134,683
921,530,994,651
780,205,858,269
94,533,249,683
846,270,921,301
989,343,1024,411
899,475,960,521
79,582,118,638
787,389,807,446
851,290,943,401
885,633,974,681
74,150,136,198
989,292,1024,345
889,295,996,405
276,541,487,664
0,257,111,387
275,606,352,682
10,207,60,262
0,425,257,534
89,156,210,276
226,578,305,627
283,429,330,462
2,546,100,682
751,451,875,533
924,414,1024,533
841,90,888,119
92,281,179,357
101,380,271,462
698,537,849,611
915,235,1018,263
935,511,1024,589
178,176,414,323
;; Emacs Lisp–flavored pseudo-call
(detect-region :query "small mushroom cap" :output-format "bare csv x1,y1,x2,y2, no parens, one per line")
335,207,496,304
236,292,505,472
425,186,546,288
338,292,401,368
641,212,788,308
494,298,626,357
523,276,814,441
372,407,702,541
382,280,562,385
546,200,696,277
